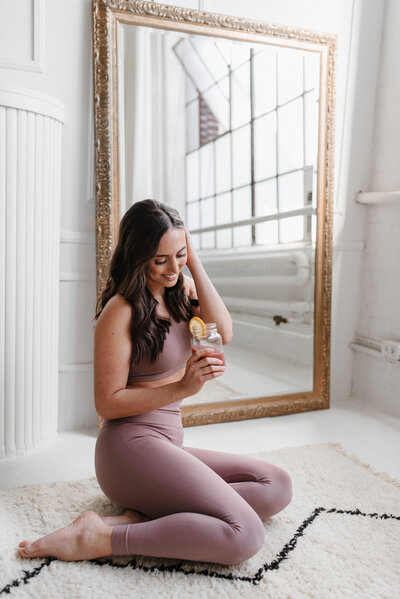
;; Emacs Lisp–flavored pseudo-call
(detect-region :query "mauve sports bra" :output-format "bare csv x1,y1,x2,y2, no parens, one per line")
127,317,192,384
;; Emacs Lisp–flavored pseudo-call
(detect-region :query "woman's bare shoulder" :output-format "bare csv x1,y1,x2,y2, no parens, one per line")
96,293,132,329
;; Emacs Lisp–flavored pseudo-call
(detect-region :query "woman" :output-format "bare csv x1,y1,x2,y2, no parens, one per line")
18,199,292,564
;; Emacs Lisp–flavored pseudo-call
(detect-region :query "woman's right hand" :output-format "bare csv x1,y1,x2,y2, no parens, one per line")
178,348,225,398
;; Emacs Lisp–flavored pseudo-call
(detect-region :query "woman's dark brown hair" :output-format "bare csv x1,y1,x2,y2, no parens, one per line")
95,199,193,364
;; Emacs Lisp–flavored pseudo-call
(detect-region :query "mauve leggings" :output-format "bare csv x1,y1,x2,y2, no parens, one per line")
94,402,292,565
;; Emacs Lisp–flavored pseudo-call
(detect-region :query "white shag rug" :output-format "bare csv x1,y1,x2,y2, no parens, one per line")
1,443,399,599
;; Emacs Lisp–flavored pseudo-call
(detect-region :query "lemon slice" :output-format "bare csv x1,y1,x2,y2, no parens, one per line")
189,316,206,338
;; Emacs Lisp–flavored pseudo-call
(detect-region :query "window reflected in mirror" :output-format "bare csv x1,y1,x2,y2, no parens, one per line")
118,24,321,406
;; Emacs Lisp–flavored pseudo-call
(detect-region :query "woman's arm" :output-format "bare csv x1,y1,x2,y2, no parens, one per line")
184,231,233,344
94,294,224,420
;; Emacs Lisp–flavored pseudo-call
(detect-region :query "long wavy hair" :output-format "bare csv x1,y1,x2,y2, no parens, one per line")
95,199,193,365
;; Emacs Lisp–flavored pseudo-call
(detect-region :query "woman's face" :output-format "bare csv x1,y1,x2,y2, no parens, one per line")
146,227,187,292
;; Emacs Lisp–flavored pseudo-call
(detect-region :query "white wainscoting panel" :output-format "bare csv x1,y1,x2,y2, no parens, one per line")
0,0,44,72
58,228,96,432
0,88,64,457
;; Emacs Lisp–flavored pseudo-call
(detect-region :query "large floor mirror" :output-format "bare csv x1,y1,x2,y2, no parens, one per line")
92,0,336,426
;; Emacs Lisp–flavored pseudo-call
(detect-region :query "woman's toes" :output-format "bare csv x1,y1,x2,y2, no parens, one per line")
20,542,40,556
17,511,113,561
18,544,33,557
18,540,29,548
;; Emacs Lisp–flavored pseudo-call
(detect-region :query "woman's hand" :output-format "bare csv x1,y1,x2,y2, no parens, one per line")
183,228,233,345
185,229,201,274
178,348,225,398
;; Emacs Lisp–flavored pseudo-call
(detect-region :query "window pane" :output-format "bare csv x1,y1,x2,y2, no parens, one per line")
279,216,304,243
201,231,215,248
311,214,317,244
233,225,252,247
186,151,199,202
231,42,250,69
187,201,200,230
232,124,251,188
200,196,215,228
255,179,277,216
199,143,214,198
216,39,249,69
278,97,304,173
304,90,319,167
256,220,278,245
254,112,277,181
202,85,229,134
186,98,199,153
198,94,219,146
277,47,303,104
216,39,232,66
191,233,200,250
278,171,304,212
312,170,318,209
304,51,320,92
215,134,231,194
216,228,232,248
174,38,214,93
194,38,230,81
253,47,277,117
304,165,313,206
304,207,312,241
231,62,251,129
186,75,197,103
216,191,232,224
218,76,230,99
233,186,251,221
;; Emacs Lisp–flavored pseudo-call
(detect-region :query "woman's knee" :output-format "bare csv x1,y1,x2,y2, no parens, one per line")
277,467,292,504
264,466,293,518
223,511,265,565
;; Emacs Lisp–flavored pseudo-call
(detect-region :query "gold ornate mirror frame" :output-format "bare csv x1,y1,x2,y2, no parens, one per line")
92,0,336,426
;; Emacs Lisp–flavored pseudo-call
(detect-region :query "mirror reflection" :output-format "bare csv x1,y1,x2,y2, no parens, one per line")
118,24,320,406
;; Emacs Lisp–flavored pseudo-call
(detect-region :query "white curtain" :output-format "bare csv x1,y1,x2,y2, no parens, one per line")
120,26,186,216
122,27,163,214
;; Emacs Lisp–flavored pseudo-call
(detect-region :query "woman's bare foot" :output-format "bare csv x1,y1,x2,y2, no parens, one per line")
101,508,150,526
18,511,113,561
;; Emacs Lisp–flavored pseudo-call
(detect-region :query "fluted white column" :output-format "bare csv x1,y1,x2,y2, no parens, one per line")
0,88,64,457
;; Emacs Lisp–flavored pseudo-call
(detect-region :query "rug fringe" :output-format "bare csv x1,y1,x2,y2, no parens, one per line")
326,442,400,488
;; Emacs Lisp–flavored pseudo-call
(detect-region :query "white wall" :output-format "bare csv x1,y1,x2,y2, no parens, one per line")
350,0,400,417
0,0,97,432
0,0,387,431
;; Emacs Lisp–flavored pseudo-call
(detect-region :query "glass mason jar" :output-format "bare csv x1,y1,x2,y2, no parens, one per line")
190,322,225,365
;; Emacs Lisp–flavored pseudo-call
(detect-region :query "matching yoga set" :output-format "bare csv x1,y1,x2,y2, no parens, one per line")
95,315,292,565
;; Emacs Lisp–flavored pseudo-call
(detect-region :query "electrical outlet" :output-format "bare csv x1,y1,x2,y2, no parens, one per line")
381,340,400,363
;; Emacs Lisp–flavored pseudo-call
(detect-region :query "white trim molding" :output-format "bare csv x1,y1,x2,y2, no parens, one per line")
349,342,381,358
350,334,400,364
349,335,382,358
0,87,65,123
355,191,400,205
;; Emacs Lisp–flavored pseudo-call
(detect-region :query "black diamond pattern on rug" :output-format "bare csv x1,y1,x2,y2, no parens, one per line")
2,507,399,594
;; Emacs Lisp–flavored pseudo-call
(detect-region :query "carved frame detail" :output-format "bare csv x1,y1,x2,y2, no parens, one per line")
92,0,336,427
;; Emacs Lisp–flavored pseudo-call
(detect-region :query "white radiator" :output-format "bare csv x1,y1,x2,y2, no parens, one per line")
0,88,64,457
